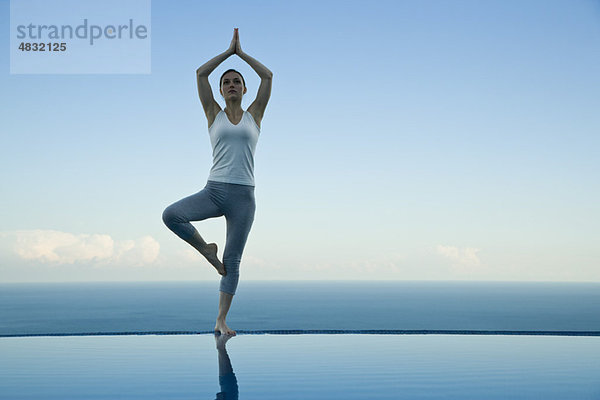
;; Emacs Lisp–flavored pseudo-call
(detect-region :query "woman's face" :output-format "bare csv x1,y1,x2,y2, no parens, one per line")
221,72,246,99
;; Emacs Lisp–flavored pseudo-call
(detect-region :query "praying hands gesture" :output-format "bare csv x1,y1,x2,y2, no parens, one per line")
227,28,243,56
196,27,273,129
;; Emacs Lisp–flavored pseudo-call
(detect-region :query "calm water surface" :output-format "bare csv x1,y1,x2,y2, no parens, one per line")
1,334,599,400
1,281,599,335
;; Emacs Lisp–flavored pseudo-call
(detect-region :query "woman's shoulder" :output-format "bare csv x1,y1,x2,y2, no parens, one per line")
245,108,261,131
207,106,223,130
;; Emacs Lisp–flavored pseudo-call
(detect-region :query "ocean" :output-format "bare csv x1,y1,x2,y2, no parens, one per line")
2,281,599,399
1,280,599,336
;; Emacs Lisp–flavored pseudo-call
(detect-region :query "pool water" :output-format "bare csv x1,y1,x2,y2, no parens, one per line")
1,334,599,399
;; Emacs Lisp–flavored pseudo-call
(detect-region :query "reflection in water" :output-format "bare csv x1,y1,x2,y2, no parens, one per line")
214,334,239,400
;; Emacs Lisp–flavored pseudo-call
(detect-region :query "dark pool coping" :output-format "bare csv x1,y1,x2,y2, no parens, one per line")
2,330,600,338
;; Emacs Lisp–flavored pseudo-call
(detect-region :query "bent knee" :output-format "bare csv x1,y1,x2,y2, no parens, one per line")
162,206,179,227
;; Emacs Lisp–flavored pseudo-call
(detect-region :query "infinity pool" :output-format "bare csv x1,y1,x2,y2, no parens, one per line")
1,334,599,399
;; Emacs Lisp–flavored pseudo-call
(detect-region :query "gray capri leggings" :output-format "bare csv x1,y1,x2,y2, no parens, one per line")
162,180,256,295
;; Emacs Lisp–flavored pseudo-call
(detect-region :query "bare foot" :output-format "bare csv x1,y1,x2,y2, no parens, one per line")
201,243,226,276
214,319,236,336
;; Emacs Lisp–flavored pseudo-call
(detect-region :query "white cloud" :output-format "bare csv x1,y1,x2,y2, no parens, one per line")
0,230,159,266
179,247,202,262
112,236,160,267
436,245,482,272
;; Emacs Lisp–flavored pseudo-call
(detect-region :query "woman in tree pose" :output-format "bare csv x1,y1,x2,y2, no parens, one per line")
162,28,272,336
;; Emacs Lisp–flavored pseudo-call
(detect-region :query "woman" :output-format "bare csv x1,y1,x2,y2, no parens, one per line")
162,28,272,336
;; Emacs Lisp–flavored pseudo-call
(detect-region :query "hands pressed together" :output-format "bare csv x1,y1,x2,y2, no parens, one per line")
227,28,243,56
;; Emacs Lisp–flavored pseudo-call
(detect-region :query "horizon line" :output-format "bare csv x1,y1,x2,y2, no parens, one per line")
3,330,600,338
2,279,600,284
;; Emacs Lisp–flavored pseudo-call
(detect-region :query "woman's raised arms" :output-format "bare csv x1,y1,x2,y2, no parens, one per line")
196,31,237,128
234,30,273,129
246,75,272,130
195,29,273,129
196,73,222,129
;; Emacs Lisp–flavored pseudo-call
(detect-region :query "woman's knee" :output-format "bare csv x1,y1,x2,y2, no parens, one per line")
162,205,180,228
223,257,241,272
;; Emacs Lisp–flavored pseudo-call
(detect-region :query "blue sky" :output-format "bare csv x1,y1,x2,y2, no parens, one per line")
1,0,599,282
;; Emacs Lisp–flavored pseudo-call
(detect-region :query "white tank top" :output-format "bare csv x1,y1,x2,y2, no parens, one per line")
207,109,260,186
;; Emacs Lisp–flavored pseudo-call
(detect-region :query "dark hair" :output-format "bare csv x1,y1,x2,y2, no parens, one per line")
219,69,246,91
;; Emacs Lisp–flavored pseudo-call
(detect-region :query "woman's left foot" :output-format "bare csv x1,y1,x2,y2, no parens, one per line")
200,243,227,276
215,319,236,336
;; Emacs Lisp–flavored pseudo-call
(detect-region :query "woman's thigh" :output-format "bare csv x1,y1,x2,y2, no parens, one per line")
165,186,224,222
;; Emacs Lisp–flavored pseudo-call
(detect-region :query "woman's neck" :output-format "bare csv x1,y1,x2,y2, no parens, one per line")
224,100,243,115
